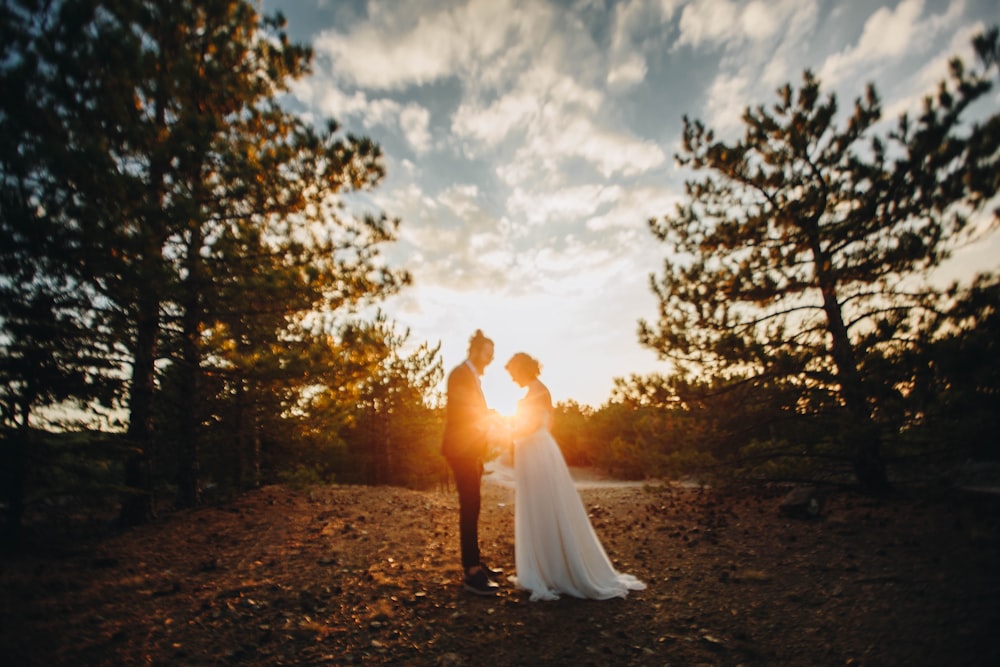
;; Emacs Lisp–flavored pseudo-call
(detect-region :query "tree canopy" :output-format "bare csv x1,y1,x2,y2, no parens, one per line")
0,0,434,536
639,28,1000,492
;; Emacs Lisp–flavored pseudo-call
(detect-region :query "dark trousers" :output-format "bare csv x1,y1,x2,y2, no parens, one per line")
446,456,483,570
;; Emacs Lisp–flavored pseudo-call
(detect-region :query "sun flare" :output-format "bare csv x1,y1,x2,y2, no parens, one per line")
481,371,523,417
439,294,560,416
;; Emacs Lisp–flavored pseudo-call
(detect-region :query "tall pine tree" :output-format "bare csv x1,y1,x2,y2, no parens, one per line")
2,1,409,523
642,30,999,493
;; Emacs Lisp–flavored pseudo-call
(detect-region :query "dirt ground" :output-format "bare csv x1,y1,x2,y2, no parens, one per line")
2,470,999,666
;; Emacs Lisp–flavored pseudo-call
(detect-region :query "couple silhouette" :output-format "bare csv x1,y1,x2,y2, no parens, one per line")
441,330,645,600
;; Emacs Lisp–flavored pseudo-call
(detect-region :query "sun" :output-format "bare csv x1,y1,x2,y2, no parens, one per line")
480,368,523,417
408,284,620,412
423,291,549,415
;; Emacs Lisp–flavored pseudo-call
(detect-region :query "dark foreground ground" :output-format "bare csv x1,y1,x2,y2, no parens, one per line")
2,472,999,666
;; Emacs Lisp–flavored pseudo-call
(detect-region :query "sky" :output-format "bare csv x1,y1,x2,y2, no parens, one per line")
263,0,1000,414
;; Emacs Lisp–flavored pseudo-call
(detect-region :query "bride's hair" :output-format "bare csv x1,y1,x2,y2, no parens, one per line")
505,352,541,379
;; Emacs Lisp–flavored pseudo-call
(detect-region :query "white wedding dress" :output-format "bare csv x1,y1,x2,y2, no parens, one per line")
509,390,646,602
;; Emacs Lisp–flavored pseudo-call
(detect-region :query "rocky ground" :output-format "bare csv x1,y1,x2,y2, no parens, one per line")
2,469,999,666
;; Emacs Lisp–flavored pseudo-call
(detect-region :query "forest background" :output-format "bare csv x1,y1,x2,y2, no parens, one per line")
1,1,998,544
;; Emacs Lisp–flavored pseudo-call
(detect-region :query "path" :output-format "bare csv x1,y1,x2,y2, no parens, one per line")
483,459,656,490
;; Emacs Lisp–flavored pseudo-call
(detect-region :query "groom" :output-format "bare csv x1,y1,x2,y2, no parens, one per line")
442,329,502,595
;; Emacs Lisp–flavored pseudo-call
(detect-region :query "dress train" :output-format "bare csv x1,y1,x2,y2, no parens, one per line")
510,424,646,601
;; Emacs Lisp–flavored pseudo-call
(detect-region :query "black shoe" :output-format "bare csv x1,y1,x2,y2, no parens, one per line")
479,562,503,581
463,569,499,596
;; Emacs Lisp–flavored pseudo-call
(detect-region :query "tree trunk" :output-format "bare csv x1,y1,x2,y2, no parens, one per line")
234,379,246,489
120,295,159,526
252,412,262,489
806,220,890,495
820,288,890,494
176,227,204,508
3,408,30,548
232,380,262,490
120,74,171,525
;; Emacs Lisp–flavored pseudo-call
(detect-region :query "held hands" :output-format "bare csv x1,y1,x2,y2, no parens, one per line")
485,411,513,445
498,440,514,469
484,411,514,463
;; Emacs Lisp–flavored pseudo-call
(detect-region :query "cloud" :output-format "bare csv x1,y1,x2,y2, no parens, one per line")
740,1,781,41
438,184,483,220
451,90,539,149
605,0,684,88
507,184,624,226
676,0,740,48
379,180,517,293
310,0,535,90
702,71,752,136
307,0,669,182
399,104,432,154
585,185,684,233
882,20,988,123
818,0,966,87
290,78,368,118
452,58,606,151
673,0,791,49
380,173,650,306
493,112,666,189
607,53,648,87
289,79,433,154
688,0,819,134
547,118,668,178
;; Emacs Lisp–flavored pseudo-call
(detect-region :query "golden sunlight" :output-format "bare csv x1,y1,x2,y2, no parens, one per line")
432,290,559,416
481,370,523,417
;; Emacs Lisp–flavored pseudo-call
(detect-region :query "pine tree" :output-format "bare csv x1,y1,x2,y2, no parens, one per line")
2,1,409,523
642,29,999,493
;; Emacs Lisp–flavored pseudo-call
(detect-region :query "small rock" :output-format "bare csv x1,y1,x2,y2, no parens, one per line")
779,486,825,519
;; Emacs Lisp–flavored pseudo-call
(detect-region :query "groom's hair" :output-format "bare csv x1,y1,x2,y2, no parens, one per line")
468,329,493,353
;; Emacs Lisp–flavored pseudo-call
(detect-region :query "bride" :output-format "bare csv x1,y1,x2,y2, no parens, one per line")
504,352,646,601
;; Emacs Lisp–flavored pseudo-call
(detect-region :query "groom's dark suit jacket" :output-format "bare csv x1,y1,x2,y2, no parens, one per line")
441,361,489,461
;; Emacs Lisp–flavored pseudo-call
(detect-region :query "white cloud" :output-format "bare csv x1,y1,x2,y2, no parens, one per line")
438,184,483,220
865,0,924,54
585,185,683,232
379,180,518,293
658,0,685,19
546,72,604,113
290,78,393,127
818,0,923,86
741,1,781,41
676,0,816,51
818,0,966,87
607,53,648,87
676,0,740,48
452,91,539,149
399,104,432,154
882,20,987,123
571,124,633,175
310,0,536,90
306,0,668,183
290,79,435,154
605,0,684,89
507,184,624,226
691,0,818,133
290,78,370,118
538,116,667,179
313,27,452,90
702,71,751,136
453,60,606,151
